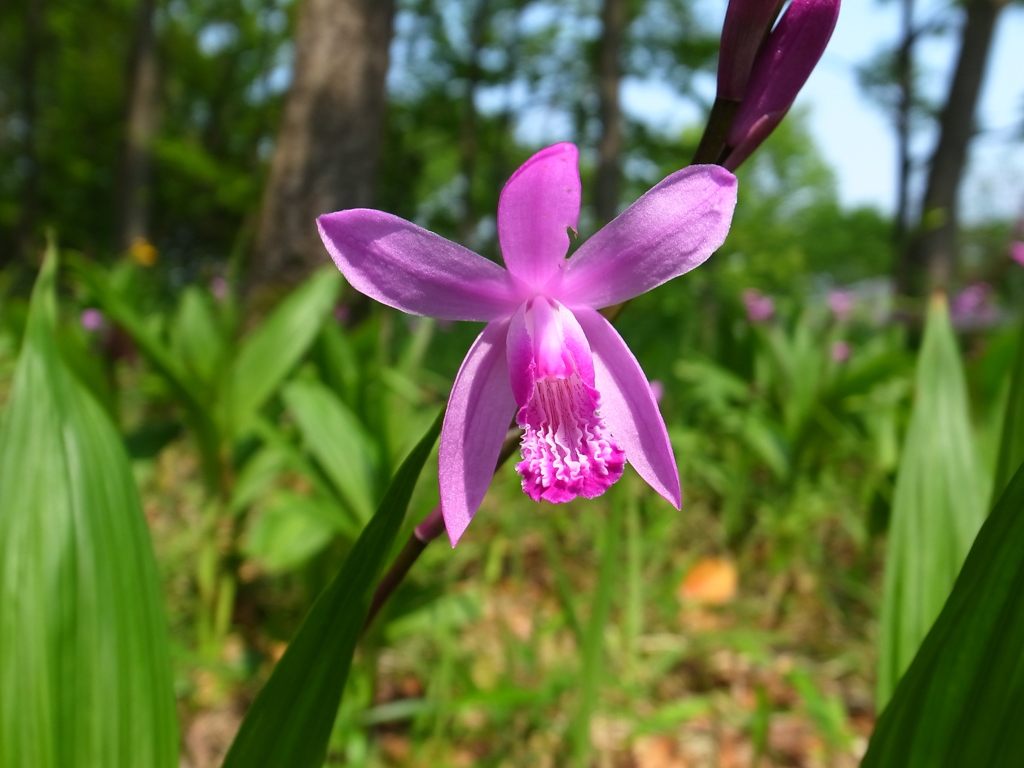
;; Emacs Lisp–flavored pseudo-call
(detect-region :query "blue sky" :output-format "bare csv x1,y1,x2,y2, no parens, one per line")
803,0,1024,219
622,0,1024,220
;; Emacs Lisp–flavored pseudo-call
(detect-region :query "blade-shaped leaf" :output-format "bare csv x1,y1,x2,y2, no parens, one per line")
282,378,377,521
876,295,986,707
0,248,177,768
226,267,341,433
862,461,1024,767
221,411,442,768
993,320,1024,501
171,286,225,391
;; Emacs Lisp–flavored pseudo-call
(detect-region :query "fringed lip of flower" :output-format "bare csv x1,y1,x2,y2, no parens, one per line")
317,143,738,546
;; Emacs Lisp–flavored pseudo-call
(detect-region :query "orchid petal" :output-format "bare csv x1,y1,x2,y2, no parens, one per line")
506,299,597,409
439,320,516,546
559,166,737,309
497,143,581,290
318,210,519,321
575,308,681,508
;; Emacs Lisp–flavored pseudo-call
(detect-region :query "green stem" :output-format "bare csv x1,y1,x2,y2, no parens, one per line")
692,96,740,166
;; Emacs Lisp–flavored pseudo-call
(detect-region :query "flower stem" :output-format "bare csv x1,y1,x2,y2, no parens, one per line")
363,427,523,631
691,96,740,166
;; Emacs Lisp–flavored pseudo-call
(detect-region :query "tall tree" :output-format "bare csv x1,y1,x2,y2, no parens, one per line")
12,0,45,267
893,0,915,247
457,0,491,248
594,0,626,226
115,0,159,254
899,0,1009,298
248,0,396,296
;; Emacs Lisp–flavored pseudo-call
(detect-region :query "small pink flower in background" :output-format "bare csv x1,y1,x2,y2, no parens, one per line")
743,288,774,322
831,340,850,363
828,289,854,321
334,304,350,324
649,380,665,404
210,276,228,301
1011,242,1024,267
724,0,841,171
951,282,997,328
318,143,737,545
81,308,104,332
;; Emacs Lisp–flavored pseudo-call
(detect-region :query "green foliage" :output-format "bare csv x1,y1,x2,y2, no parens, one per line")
221,412,442,768
863,461,1024,767
721,115,895,291
282,378,378,523
0,247,177,768
877,296,987,708
226,267,341,434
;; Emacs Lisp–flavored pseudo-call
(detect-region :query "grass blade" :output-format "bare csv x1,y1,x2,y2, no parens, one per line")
876,295,986,708
570,487,625,766
221,411,442,768
0,246,177,768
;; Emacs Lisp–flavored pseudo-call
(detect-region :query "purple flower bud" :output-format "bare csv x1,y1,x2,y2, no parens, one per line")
81,308,104,332
649,380,665,404
724,0,840,171
718,0,783,101
828,289,854,321
831,340,850,363
1011,241,1024,267
743,288,775,323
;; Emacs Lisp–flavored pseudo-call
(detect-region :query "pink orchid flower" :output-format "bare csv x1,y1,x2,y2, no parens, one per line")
318,143,737,545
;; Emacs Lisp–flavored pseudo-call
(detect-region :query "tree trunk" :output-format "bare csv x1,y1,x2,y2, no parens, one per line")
594,0,625,227
892,0,914,247
898,0,1006,298
249,0,396,296
12,0,45,268
115,0,159,254
457,0,490,248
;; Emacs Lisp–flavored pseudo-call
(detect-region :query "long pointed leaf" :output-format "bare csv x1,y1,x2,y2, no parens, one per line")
226,267,340,434
221,411,442,768
993,319,1024,501
0,248,177,768
282,378,377,522
876,296,986,707
862,461,1024,767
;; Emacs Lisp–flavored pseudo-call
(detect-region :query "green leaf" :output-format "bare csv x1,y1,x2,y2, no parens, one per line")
221,411,442,768
993,319,1024,502
876,296,986,708
244,491,352,573
0,247,178,768
226,268,341,434
862,461,1024,767
171,286,225,391
282,378,377,522
69,256,222,490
